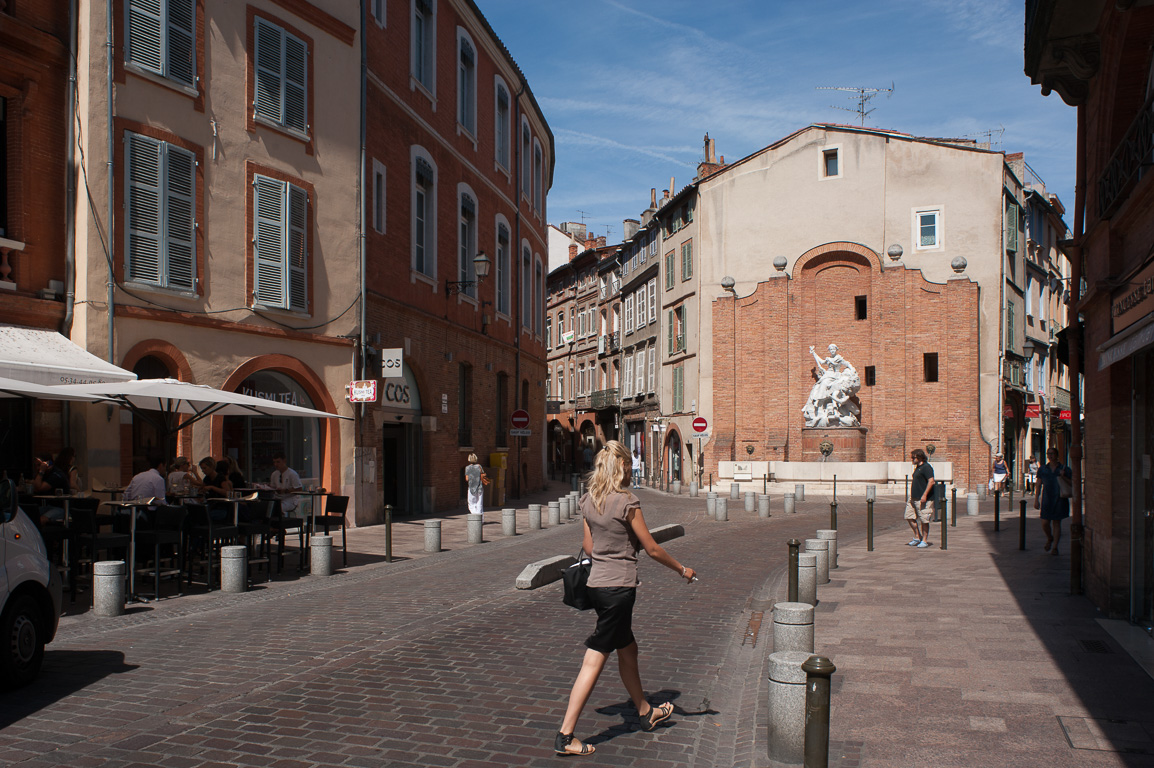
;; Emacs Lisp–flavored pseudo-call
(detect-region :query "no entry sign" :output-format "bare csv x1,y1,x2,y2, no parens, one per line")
692,417,708,433
511,409,531,429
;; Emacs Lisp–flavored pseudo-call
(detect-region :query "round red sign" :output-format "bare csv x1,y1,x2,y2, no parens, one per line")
692,417,708,433
511,409,531,428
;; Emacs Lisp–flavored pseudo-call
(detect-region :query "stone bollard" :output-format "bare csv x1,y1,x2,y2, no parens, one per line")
467,513,484,544
758,494,771,518
978,482,988,500
730,482,741,500
967,492,979,516
816,529,838,569
794,483,805,502
745,491,756,513
706,492,717,518
716,497,729,522
571,473,579,491
797,553,817,606
528,504,542,530
93,560,125,617
672,480,681,495
772,601,815,654
767,650,812,766
221,544,248,592
502,508,517,536
311,535,333,576
548,501,561,526
559,496,571,521
689,481,699,498
784,493,796,515
423,520,441,553
806,538,830,585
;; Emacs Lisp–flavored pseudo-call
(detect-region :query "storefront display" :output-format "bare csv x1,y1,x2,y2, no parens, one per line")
223,371,321,486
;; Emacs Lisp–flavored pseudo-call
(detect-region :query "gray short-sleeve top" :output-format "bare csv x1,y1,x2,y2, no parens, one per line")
582,490,641,588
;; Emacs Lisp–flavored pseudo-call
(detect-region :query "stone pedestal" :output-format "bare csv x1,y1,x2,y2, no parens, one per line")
817,529,838,569
744,491,756,513
467,514,484,544
800,426,867,462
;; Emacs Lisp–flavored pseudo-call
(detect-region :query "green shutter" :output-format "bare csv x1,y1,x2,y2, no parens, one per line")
254,175,286,307
667,309,674,355
126,133,163,284
682,241,692,280
665,251,673,289
164,144,196,290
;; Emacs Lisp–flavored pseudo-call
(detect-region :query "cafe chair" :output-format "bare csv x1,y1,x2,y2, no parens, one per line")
313,495,349,567
267,498,307,573
183,502,238,591
237,498,273,582
69,498,130,604
134,504,187,601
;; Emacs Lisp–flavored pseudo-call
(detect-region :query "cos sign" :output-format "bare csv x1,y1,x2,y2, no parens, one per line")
383,382,411,404
381,348,404,378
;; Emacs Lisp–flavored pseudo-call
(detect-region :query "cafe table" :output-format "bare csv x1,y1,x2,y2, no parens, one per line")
92,487,126,501
104,498,157,600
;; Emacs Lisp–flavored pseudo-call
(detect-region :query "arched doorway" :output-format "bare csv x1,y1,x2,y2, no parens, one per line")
131,355,177,466
222,370,322,487
377,366,423,515
664,430,683,483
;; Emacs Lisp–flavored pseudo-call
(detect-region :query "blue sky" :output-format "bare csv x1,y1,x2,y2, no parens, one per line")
481,0,1075,239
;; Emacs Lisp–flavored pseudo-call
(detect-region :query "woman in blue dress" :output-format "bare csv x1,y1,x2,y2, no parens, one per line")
1034,447,1073,555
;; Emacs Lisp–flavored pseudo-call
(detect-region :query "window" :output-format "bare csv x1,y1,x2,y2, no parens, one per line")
521,120,532,200
648,279,657,324
923,353,939,383
411,0,434,92
412,153,435,277
545,316,551,350
372,160,386,234
521,244,531,328
916,209,939,249
0,98,7,236
665,250,675,289
125,132,196,291
457,363,472,445
623,354,633,398
1006,301,1016,353
533,140,543,213
864,366,876,386
636,284,647,327
569,363,574,401
457,33,476,135
535,257,544,335
252,173,307,311
578,364,585,395
635,350,644,394
254,18,308,135
126,0,196,88
681,240,693,281
495,372,508,447
668,306,686,354
822,148,839,178
1005,199,1019,253
673,364,684,412
371,0,386,25
855,295,867,320
495,81,510,170
624,294,634,334
495,222,510,314
647,346,655,393
458,191,477,297
557,366,564,401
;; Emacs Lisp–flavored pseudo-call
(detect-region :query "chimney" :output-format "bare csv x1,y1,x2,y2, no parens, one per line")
650,188,657,208
596,235,606,248
623,219,640,241
569,243,578,260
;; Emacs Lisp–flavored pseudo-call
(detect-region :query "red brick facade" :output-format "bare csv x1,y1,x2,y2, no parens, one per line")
708,242,988,489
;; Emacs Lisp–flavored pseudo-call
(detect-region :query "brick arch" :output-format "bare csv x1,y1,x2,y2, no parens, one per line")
213,355,341,492
663,425,685,482
793,242,881,276
120,339,196,458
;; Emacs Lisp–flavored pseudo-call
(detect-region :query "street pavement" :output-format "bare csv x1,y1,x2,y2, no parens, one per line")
2,482,1153,767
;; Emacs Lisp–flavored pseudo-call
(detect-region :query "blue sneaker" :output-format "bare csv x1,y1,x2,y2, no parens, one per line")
916,540,930,548
908,538,921,546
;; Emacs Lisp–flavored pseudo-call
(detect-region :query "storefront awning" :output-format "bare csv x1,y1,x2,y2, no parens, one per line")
1098,312,1154,370
0,324,136,385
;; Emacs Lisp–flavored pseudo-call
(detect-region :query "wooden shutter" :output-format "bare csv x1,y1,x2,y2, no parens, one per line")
167,0,196,86
287,183,308,311
127,0,164,75
667,309,674,355
253,175,285,307
682,241,692,279
254,19,283,124
284,32,308,132
126,133,163,284
165,145,196,289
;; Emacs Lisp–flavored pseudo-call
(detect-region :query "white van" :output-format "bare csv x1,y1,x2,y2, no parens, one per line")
0,479,63,687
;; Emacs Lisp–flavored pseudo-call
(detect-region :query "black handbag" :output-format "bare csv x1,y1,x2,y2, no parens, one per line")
562,550,593,611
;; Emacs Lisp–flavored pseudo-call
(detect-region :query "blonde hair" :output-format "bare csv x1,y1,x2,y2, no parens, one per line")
467,453,479,464
586,440,631,514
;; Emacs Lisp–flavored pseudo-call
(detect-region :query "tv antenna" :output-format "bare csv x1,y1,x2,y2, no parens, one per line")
962,125,1005,150
816,83,894,125
576,209,591,226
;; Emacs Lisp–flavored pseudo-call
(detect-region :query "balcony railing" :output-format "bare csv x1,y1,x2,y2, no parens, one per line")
1098,91,1154,219
1054,386,1071,411
590,388,620,409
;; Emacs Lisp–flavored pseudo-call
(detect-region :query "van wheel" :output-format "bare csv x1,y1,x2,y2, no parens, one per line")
1,595,44,688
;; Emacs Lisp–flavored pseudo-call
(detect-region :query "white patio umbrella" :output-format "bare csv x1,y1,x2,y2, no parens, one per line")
0,374,105,401
47,377,349,436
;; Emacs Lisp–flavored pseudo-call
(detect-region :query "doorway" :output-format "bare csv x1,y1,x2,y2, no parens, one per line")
382,422,422,515
1132,348,1154,632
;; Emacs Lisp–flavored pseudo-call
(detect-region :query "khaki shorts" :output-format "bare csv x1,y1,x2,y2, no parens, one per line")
905,501,932,524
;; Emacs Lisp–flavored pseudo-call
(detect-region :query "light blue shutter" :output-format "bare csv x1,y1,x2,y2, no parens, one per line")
287,184,308,310
166,0,195,86
667,309,674,354
284,33,307,132
254,20,282,124
165,145,195,289
127,0,163,75
254,175,285,307
126,133,162,284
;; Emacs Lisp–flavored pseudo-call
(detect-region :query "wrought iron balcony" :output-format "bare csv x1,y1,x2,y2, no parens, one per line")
1054,386,1071,411
1098,91,1154,219
590,388,620,409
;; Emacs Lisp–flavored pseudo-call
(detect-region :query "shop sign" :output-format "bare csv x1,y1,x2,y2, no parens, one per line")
546,400,562,414
1060,410,1072,421
1111,260,1154,334
377,363,421,413
1003,404,1015,419
381,348,404,379
346,380,377,403
1025,404,1041,419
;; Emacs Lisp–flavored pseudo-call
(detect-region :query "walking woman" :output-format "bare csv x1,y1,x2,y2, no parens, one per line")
1035,447,1073,555
554,440,697,757
991,452,1009,493
464,454,485,515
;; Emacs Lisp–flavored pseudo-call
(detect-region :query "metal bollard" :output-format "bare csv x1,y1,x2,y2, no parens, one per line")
816,529,837,569
867,499,874,552
706,492,717,518
952,488,958,527
385,504,393,563
832,475,837,504
502,508,517,536
806,539,829,585
221,545,247,592
795,483,806,502
93,560,125,617
467,513,484,544
829,501,837,531
745,491,756,513
788,539,800,602
784,493,796,515
730,482,741,500
717,497,729,522
548,501,561,526
311,535,333,576
940,501,948,551
423,520,441,553
797,553,817,606
709,472,713,492
758,494,771,518
803,655,837,768
1019,499,1027,551
994,491,1001,532
528,504,542,530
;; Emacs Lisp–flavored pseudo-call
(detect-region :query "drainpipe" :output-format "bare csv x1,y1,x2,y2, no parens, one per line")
63,0,78,337
357,0,368,515
1068,104,1085,596
105,0,115,363
512,79,525,500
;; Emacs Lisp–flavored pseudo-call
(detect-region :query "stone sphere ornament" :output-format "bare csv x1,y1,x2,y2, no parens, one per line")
951,256,967,273
887,244,903,261
773,256,788,271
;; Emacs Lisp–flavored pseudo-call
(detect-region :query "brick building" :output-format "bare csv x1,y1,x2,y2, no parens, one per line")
361,0,553,516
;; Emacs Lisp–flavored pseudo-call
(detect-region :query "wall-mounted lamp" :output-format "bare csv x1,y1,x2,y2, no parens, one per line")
445,251,492,296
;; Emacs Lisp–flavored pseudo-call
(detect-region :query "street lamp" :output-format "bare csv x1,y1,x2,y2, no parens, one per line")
445,251,492,296
722,276,737,462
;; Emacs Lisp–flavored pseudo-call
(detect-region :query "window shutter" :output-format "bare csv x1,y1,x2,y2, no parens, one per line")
127,0,163,75
253,175,286,307
254,20,283,123
287,184,308,311
126,133,163,284
648,280,656,324
167,0,196,86
667,309,674,355
165,145,196,289
284,33,308,132
682,241,692,279
636,351,644,392
647,347,655,393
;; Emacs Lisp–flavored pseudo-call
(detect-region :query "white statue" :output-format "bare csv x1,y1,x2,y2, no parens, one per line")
803,343,861,428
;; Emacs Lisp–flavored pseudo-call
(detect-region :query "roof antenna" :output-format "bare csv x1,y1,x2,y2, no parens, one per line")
815,82,895,125
962,125,1006,151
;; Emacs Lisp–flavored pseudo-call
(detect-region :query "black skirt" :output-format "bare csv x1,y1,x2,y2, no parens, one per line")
585,586,637,653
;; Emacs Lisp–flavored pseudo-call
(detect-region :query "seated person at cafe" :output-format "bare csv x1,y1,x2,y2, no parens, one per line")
167,456,203,495
125,451,167,505
32,447,78,526
199,457,232,499
225,456,246,491
270,452,303,516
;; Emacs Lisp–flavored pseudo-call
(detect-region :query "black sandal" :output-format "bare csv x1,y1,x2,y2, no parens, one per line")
641,702,674,731
554,731,595,756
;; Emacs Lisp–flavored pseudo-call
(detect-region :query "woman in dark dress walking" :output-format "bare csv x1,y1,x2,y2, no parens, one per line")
1035,447,1073,555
